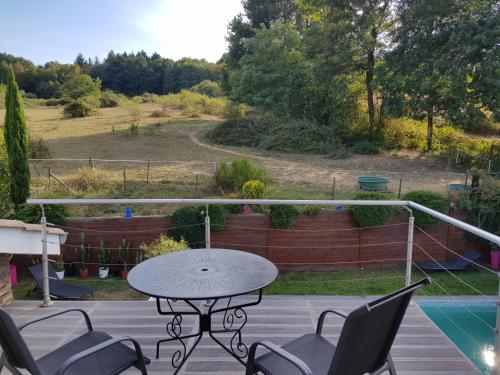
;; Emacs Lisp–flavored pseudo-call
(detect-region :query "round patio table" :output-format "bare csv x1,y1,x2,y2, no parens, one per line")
128,248,278,374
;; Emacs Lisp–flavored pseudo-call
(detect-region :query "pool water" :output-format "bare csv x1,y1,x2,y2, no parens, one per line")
419,300,496,374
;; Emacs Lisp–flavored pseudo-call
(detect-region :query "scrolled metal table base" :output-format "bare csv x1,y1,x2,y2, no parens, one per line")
155,290,263,374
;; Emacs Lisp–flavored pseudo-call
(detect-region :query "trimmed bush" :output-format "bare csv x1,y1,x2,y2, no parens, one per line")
140,234,189,259
350,192,394,227
243,179,266,213
202,204,228,231
270,205,299,229
170,206,205,248
349,141,380,155
302,205,321,215
15,204,68,226
63,99,98,118
215,158,269,192
403,190,448,229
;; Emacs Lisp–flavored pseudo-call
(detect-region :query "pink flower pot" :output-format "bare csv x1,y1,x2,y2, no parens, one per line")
490,251,500,269
9,265,17,286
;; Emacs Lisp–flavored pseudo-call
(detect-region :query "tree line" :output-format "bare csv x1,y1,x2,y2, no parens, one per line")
0,51,222,98
222,0,499,149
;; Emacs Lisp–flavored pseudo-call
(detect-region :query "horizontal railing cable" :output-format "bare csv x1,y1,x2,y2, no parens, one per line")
48,222,204,233
211,241,407,250
415,224,497,275
223,222,408,232
414,243,494,298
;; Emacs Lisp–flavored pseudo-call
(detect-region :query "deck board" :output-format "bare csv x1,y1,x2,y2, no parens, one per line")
4,297,481,374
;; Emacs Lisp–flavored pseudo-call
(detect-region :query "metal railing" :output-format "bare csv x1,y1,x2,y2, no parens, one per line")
26,197,500,373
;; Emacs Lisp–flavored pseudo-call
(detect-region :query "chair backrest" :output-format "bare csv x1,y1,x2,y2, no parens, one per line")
0,309,40,374
328,278,430,375
29,263,59,287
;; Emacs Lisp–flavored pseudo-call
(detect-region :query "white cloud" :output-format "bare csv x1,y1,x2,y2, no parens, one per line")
137,0,243,62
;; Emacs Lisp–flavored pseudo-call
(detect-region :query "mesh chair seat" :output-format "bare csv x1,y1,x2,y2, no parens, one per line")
255,334,335,375
37,331,150,375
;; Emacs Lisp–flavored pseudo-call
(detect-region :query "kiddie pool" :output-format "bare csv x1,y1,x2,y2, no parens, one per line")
357,176,389,191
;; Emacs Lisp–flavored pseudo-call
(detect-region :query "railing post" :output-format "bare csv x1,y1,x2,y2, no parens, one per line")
40,205,52,307
205,204,211,249
495,272,500,375
406,211,415,287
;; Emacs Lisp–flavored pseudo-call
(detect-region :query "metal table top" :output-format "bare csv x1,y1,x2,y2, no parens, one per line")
128,248,278,300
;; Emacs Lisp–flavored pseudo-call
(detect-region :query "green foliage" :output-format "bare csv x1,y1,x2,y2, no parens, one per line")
189,80,223,97
99,90,125,108
403,191,448,229
46,98,70,106
0,134,11,217
302,205,321,216
204,204,228,231
78,233,91,270
170,206,205,248
29,138,52,159
54,256,65,272
63,98,98,118
329,147,352,160
349,141,380,155
118,239,130,271
98,240,112,267
3,65,30,206
351,192,394,228
270,205,299,229
161,90,228,116
209,116,339,154
14,204,68,226
140,234,189,259
457,174,500,237
222,102,249,119
214,158,269,192
243,179,266,213
61,74,101,100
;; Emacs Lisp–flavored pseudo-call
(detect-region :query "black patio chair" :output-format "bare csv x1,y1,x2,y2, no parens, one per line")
246,278,431,375
29,263,95,300
0,308,150,375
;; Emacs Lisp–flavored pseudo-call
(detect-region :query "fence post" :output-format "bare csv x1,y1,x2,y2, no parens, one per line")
406,211,415,287
89,158,94,168
205,204,211,249
47,168,51,193
398,178,403,199
332,177,336,200
123,169,127,196
146,160,150,184
496,273,500,375
40,206,52,307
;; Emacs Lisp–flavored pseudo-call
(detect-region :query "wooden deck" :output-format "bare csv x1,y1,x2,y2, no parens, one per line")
4,297,480,375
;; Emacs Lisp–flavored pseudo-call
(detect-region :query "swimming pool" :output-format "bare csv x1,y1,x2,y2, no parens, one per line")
419,300,496,374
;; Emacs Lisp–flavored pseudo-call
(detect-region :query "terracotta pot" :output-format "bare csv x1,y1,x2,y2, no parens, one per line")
121,270,129,280
79,268,89,279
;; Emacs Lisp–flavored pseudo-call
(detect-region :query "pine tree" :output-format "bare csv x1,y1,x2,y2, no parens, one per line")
4,65,30,206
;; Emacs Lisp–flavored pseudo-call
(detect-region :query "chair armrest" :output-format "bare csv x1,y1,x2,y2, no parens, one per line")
316,309,348,335
18,308,93,332
55,336,148,375
246,341,312,375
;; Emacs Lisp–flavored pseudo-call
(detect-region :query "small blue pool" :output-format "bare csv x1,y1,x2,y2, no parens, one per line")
419,300,496,374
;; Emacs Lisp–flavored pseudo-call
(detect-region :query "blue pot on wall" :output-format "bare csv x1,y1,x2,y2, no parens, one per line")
124,206,133,218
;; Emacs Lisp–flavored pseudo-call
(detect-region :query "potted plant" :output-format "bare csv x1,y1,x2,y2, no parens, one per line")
119,239,130,279
98,240,112,279
135,251,144,267
54,256,65,279
78,233,91,279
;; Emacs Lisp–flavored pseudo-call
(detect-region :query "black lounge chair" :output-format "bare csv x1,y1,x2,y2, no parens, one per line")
0,308,149,375
29,263,95,300
416,250,481,271
246,278,431,375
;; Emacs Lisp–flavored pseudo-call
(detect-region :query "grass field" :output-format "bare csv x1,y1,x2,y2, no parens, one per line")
13,268,497,300
0,102,471,209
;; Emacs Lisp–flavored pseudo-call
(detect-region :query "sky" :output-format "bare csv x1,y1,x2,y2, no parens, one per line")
0,0,243,65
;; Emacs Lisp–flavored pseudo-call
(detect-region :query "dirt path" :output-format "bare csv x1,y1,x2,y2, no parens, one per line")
189,132,466,193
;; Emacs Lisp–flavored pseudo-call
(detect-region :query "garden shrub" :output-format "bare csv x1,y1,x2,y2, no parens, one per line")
349,141,380,155
201,204,228,231
29,138,52,159
140,234,189,259
403,190,448,229
242,179,266,213
350,192,394,227
170,206,205,248
99,90,124,108
270,205,299,229
302,205,321,215
63,98,98,118
15,204,69,226
188,80,223,97
46,98,70,106
214,158,269,192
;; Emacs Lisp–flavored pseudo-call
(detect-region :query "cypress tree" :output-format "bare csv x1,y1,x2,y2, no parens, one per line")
4,65,30,206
